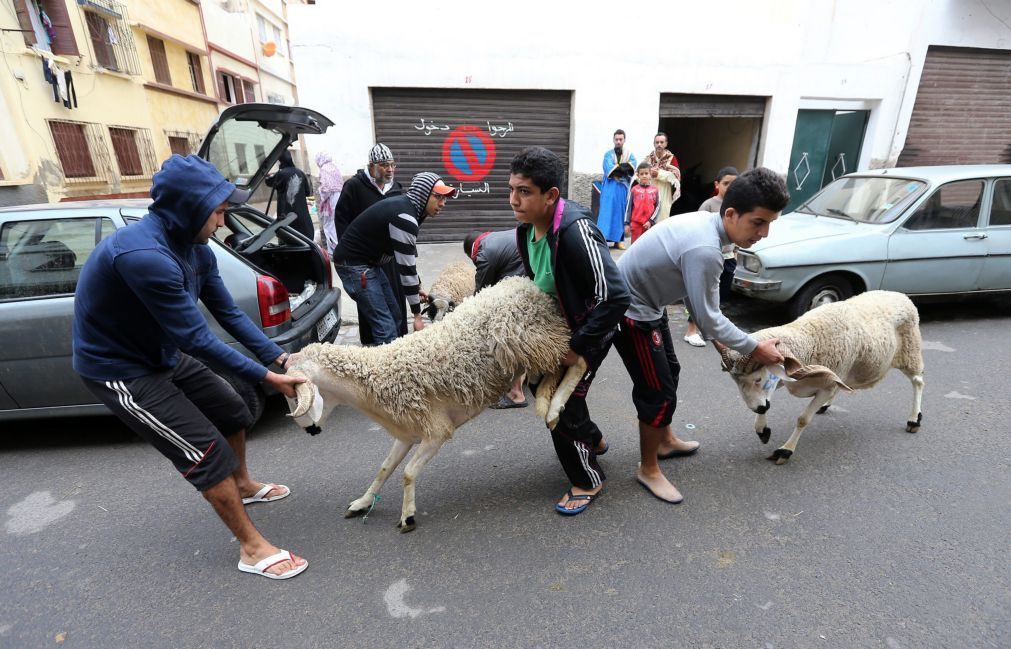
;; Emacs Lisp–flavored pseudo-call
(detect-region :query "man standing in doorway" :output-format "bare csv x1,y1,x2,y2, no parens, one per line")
644,132,681,221
332,143,407,344
597,129,636,249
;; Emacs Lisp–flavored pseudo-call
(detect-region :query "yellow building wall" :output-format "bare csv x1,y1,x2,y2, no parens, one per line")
129,0,205,47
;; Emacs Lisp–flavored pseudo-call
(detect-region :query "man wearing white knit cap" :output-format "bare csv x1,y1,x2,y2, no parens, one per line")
333,142,407,343
333,172,457,344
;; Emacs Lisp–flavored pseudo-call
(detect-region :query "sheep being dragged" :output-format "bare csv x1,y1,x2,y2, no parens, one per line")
286,276,587,532
422,260,476,322
714,290,924,464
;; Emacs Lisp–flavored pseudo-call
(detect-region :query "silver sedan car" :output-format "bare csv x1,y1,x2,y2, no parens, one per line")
733,165,1011,319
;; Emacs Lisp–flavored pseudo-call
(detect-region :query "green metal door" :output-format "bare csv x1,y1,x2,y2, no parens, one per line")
785,109,869,212
820,111,869,188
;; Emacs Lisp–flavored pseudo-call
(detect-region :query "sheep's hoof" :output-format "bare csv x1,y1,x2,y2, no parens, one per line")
397,516,416,533
767,448,793,464
906,412,922,433
816,404,830,415
547,416,560,431
344,506,367,519
757,427,772,444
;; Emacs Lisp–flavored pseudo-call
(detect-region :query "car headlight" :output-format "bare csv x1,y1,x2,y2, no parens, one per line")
738,252,762,273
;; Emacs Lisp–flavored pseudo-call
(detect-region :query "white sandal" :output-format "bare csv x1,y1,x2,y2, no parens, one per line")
237,550,308,580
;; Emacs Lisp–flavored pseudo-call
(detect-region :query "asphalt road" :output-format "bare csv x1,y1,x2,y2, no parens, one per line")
1,246,1009,648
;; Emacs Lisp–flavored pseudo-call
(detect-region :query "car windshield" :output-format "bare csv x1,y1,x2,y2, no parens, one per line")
798,177,927,224
205,120,284,188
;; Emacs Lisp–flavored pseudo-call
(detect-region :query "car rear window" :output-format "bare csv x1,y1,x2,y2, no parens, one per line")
0,217,115,300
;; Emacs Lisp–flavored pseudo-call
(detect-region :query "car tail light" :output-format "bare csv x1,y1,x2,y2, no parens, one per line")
318,244,333,289
257,275,291,328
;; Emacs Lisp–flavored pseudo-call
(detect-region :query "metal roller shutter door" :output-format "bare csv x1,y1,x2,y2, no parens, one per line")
899,46,1011,166
659,93,766,118
372,88,572,242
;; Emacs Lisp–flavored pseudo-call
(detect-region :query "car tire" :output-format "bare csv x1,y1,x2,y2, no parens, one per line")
204,362,267,428
788,274,855,320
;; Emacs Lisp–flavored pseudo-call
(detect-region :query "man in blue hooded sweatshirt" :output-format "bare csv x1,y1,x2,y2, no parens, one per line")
73,154,309,580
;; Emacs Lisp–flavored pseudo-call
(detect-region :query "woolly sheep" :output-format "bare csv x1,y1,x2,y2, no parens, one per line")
422,261,476,322
715,290,924,464
286,276,586,532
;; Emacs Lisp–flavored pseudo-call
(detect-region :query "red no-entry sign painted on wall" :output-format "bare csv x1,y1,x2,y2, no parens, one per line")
441,125,497,181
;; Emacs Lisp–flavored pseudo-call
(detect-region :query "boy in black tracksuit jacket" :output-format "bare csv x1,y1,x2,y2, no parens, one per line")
510,147,631,515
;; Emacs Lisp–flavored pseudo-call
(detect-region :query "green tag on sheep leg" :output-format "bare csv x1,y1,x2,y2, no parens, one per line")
362,494,381,524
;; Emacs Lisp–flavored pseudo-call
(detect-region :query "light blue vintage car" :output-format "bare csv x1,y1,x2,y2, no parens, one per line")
733,165,1011,318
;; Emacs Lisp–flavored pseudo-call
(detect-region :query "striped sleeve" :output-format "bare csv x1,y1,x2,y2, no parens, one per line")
565,219,630,357
389,212,422,313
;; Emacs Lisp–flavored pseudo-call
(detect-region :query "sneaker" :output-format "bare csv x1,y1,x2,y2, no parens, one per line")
683,333,705,347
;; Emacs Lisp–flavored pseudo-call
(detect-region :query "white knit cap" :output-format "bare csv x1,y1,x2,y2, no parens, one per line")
368,143,394,164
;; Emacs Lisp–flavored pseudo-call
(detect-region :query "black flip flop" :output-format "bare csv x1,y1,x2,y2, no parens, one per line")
490,396,528,409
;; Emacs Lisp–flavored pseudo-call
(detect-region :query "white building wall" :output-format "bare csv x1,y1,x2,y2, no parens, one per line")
202,0,258,62
289,0,1011,179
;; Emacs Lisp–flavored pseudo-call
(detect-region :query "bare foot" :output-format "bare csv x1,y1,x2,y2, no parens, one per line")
657,438,700,458
557,484,603,511
635,467,683,503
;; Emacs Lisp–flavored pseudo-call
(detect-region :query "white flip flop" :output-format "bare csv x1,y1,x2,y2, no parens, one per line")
237,550,308,580
241,483,291,505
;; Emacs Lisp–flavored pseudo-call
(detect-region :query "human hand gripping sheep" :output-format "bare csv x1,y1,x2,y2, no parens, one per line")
283,277,586,533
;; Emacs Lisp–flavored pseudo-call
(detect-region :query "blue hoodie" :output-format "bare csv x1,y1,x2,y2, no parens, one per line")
73,154,282,383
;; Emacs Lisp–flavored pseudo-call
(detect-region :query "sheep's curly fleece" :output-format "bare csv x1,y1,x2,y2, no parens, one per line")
732,290,923,386
295,276,570,436
427,261,476,305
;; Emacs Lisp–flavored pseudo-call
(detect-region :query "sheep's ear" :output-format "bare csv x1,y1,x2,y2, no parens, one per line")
785,362,853,392
767,363,796,383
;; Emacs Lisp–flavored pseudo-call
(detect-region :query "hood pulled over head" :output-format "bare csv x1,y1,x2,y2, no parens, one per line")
149,154,247,243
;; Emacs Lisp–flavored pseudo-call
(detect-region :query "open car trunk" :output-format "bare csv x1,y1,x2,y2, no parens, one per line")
197,103,336,319
220,206,331,317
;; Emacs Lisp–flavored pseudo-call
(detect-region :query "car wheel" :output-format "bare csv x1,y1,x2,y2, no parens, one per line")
204,363,267,428
788,274,855,320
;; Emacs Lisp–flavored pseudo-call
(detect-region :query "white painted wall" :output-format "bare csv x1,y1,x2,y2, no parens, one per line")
201,0,257,61
289,0,1011,177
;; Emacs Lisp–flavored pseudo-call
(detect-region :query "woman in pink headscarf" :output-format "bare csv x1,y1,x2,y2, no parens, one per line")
315,152,344,253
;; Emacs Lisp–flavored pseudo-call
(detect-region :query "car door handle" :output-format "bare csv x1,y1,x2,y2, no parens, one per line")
963,233,988,240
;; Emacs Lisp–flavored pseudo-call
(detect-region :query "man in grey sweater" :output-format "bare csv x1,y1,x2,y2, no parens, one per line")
613,168,789,503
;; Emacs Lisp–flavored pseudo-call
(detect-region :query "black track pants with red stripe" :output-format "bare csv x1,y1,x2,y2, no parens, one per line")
534,352,607,490
613,313,680,428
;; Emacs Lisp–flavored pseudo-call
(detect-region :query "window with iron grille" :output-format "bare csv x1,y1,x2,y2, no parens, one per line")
147,36,171,85
242,80,256,103
80,0,141,75
168,136,190,157
187,52,205,94
165,130,203,158
47,120,112,183
108,127,156,178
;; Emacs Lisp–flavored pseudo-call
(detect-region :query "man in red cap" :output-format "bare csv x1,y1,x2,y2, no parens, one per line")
333,172,457,344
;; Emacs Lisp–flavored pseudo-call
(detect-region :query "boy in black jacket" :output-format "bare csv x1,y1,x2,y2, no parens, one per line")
510,147,631,515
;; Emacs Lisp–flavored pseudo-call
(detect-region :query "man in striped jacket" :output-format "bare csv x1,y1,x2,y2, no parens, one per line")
333,172,457,344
